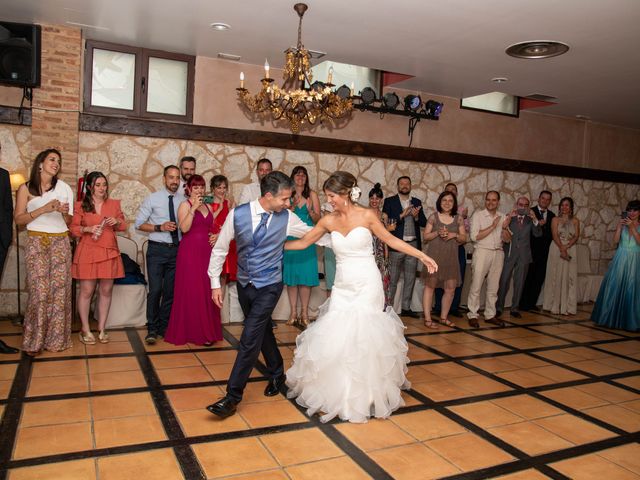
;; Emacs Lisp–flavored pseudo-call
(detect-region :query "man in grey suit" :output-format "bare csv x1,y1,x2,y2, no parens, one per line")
496,196,542,319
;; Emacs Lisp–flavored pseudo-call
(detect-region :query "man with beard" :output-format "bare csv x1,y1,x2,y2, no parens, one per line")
383,176,427,317
135,166,185,344
239,158,273,204
179,156,196,194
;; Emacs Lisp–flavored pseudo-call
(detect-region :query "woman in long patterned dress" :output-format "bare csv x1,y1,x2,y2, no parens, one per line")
70,171,126,345
543,197,580,315
368,183,392,307
165,175,222,346
421,191,466,328
210,175,237,285
14,149,74,355
592,200,640,331
283,166,320,326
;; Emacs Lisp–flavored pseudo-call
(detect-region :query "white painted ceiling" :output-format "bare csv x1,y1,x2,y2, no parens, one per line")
2,0,640,129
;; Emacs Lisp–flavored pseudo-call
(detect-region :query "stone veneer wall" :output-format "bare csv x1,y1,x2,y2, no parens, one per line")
1,126,639,315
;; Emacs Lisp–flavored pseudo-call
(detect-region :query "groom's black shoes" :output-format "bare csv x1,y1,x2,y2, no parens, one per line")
206,396,238,418
264,374,286,397
0,340,19,354
401,309,419,318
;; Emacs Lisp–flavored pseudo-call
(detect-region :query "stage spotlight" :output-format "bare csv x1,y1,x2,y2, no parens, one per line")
360,87,377,105
424,100,443,118
382,92,399,110
336,84,351,99
404,94,422,112
310,80,324,92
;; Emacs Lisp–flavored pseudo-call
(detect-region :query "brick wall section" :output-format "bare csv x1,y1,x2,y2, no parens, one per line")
31,24,82,185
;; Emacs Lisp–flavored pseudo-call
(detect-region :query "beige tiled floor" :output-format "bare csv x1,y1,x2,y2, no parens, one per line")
1,307,639,479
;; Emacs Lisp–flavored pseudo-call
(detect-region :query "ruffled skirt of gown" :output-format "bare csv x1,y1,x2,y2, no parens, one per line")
286,228,410,423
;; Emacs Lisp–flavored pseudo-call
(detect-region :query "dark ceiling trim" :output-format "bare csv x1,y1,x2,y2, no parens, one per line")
78,114,640,185
2,105,637,185
0,105,32,126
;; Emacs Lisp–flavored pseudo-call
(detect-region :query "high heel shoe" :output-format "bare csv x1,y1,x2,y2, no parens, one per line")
286,314,298,326
300,314,309,327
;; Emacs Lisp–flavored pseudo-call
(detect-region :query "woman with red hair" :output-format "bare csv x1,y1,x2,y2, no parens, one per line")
165,175,222,345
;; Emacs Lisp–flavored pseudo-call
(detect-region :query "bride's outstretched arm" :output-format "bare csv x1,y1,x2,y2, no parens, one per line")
368,210,438,273
285,218,329,250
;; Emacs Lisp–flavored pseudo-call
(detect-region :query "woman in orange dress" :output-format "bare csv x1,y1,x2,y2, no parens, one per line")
210,175,237,283
70,171,126,345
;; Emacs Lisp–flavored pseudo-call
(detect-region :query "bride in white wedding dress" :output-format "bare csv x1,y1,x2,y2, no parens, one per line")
285,171,438,423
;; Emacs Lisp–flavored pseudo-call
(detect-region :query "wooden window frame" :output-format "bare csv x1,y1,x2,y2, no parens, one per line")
83,40,195,123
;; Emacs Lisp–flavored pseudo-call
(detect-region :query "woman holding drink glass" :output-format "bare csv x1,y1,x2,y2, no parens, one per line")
13,149,74,355
165,175,222,346
70,171,126,344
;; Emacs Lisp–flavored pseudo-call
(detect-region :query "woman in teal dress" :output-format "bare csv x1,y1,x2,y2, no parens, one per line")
592,200,640,331
284,166,320,326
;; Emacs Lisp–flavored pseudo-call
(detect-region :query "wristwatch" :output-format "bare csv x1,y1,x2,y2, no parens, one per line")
154,224,161,232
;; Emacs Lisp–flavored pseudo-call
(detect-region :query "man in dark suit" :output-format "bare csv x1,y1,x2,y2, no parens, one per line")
0,152,20,354
382,176,427,317
496,196,542,319
520,190,555,311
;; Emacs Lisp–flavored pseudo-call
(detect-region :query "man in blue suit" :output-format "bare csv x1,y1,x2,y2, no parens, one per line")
382,176,427,317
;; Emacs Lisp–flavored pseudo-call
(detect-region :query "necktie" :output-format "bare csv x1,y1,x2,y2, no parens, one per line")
253,212,270,246
168,195,179,246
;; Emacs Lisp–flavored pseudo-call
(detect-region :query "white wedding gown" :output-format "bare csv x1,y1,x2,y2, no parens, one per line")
286,226,411,423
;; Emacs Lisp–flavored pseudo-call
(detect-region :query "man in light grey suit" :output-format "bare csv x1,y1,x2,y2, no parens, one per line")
496,196,542,319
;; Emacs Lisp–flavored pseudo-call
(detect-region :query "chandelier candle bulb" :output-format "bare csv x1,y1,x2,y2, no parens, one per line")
327,66,333,84
264,59,270,79
240,72,244,89
350,82,355,97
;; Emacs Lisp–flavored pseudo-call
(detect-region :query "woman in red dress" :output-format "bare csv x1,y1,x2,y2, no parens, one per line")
210,175,237,285
165,175,222,346
70,171,126,344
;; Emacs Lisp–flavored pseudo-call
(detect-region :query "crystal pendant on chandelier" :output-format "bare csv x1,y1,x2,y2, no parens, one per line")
236,3,353,134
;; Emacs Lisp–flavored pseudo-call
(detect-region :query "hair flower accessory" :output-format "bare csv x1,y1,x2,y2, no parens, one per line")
350,186,361,202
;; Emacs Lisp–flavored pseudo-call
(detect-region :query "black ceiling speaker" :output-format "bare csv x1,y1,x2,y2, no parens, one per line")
0,21,41,88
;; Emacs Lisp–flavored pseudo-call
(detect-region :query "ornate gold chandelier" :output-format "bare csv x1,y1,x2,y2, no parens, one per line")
236,3,353,134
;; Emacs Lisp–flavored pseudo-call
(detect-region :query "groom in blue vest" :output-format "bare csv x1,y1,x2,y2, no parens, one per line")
206,171,325,418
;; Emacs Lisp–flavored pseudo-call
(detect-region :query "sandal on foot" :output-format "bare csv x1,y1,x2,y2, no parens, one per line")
286,315,298,326
98,330,109,344
79,331,96,345
424,319,439,329
439,318,455,328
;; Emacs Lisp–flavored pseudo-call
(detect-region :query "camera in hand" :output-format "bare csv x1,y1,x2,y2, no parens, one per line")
622,211,628,219
203,195,214,205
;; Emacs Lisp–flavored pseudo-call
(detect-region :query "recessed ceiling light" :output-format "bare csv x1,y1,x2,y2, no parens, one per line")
210,23,231,31
491,77,509,83
506,40,569,59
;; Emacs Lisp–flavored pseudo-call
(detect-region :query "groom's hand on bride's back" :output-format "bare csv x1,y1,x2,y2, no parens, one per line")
211,288,223,308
